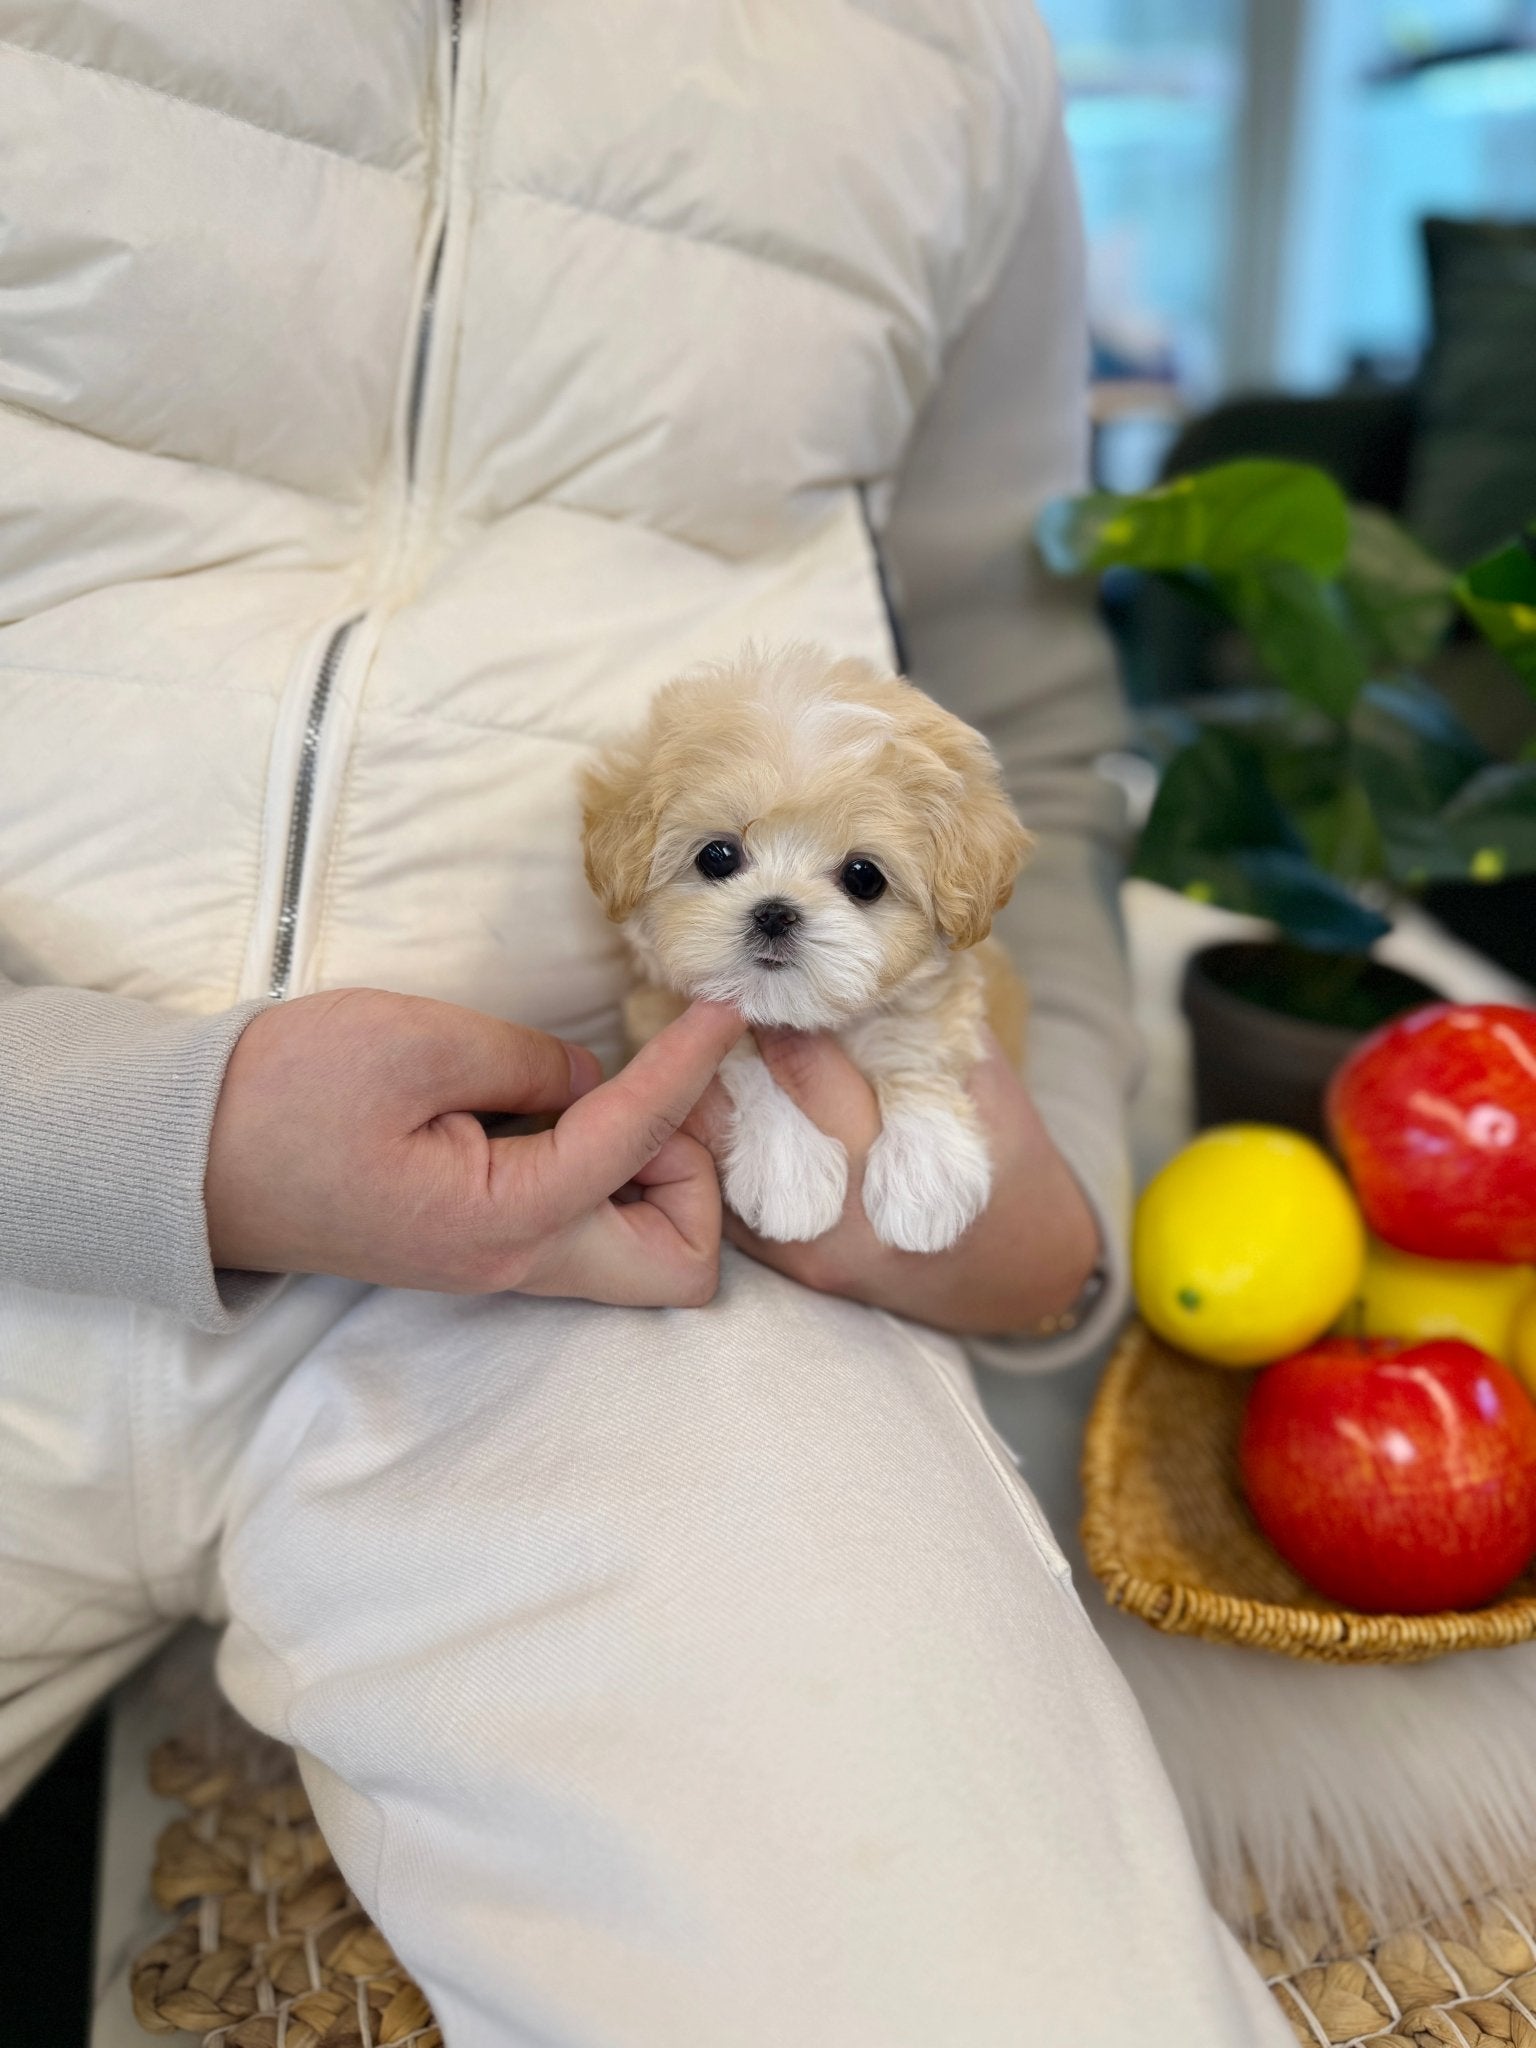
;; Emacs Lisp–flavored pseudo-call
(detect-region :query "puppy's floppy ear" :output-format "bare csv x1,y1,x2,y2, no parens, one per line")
581,741,661,923
925,717,1034,951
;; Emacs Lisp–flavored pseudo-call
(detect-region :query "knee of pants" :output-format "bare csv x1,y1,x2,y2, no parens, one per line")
213,1260,1276,2048
217,1250,1075,1714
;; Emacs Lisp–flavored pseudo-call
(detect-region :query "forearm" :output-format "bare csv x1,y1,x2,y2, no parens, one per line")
0,972,279,1330
905,560,1136,1368
883,115,1138,1369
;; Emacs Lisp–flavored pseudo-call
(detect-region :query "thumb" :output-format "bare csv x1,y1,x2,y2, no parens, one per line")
510,1001,745,1221
413,1007,603,1119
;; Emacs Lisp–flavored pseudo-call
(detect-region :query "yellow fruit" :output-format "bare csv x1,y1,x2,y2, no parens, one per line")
1509,1287,1536,1398
1133,1125,1365,1367
1355,1238,1535,1363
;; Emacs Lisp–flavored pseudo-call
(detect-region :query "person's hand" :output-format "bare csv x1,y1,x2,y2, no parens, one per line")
687,1030,1100,1336
206,989,744,1307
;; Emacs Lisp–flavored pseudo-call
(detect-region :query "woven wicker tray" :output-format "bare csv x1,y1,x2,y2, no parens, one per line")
1081,1321,1536,1665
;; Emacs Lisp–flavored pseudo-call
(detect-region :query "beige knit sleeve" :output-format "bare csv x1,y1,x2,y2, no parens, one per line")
882,115,1140,1371
0,972,282,1331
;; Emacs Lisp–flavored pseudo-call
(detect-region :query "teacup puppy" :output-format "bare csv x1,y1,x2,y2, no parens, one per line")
580,645,1032,1253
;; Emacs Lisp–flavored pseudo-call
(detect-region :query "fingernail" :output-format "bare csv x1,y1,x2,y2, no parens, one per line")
564,1043,603,1097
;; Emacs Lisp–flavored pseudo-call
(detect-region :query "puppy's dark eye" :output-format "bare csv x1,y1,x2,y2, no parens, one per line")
840,858,887,902
695,840,742,881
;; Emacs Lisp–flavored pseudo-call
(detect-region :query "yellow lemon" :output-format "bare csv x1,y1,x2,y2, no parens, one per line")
1355,1238,1535,1362
1133,1125,1365,1367
1508,1286,1536,1398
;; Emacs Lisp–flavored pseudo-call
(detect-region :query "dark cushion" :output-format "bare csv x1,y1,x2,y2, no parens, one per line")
1405,216,1536,567
1160,388,1416,512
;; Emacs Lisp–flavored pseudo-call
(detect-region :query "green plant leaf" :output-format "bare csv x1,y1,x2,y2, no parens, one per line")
1175,849,1392,950
1350,678,1536,885
1166,688,1338,764
1136,725,1300,868
1214,560,1369,720
1140,692,1370,874
1297,779,1387,889
1458,535,1536,695
1134,726,1389,948
1156,690,1352,851
1352,677,1487,808
1340,506,1455,668
1036,459,1351,579
1436,765,1536,882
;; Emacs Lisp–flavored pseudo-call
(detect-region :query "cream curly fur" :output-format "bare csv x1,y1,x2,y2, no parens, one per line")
581,645,1031,1251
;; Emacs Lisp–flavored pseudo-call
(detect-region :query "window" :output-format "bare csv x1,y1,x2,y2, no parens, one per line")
1325,2,1536,381
1038,0,1536,407
1037,0,1244,400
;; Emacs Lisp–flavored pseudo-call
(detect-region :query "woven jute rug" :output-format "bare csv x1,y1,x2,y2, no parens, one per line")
130,1709,1536,2047
129,1709,440,2045
1247,1884,1536,2045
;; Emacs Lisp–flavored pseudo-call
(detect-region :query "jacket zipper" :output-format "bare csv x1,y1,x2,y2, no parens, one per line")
858,484,910,677
266,0,462,1000
404,0,459,485
267,616,361,998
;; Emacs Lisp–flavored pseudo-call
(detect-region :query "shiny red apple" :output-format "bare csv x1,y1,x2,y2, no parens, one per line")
1328,1003,1536,1261
1239,1337,1536,1612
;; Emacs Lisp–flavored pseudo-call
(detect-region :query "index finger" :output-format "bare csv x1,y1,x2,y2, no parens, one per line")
514,1001,745,1221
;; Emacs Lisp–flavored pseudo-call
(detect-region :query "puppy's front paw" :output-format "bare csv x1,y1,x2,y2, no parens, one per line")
863,1105,992,1254
722,1096,848,1242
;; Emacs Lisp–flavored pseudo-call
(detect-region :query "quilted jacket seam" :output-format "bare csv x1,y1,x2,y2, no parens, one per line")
844,0,999,91
481,179,919,331
0,36,425,182
342,700,592,748
0,392,371,510
0,661,296,707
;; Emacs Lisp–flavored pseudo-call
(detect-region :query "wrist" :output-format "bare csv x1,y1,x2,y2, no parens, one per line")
1022,1255,1106,1340
958,1146,1102,1341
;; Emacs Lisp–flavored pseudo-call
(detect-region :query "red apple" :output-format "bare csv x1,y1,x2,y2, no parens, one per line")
1239,1337,1536,1612
1328,1003,1536,1262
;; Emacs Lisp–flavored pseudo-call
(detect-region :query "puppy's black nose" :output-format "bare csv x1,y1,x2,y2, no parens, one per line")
751,898,800,940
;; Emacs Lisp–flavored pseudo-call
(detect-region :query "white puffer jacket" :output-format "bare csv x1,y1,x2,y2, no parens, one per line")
0,0,1133,1359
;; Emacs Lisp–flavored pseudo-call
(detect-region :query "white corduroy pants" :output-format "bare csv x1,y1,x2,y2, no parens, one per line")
1,1253,1286,2046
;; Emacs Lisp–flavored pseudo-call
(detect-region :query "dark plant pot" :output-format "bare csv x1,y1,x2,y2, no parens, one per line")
1423,874,1536,986
1181,941,1444,1145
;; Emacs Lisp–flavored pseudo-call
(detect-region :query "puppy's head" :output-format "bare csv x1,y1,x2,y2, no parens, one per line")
581,646,1032,1029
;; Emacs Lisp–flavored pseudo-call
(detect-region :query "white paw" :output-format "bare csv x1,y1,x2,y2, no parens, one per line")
863,1105,992,1253
722,1097,848,1242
